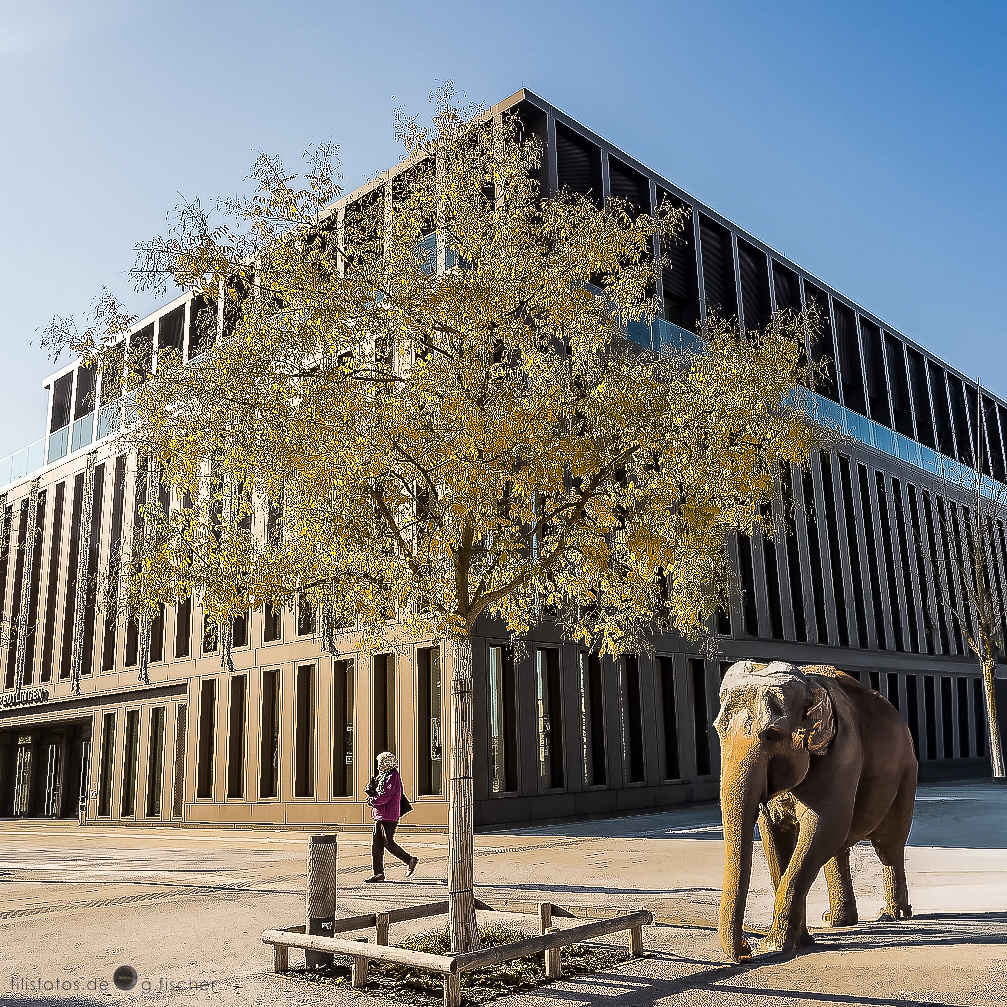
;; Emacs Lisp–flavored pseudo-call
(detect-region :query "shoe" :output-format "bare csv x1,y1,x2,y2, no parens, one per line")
406,857,419,878
364,874,385,883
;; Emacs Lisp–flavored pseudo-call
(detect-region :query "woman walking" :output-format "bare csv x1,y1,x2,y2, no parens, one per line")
365,752,419,883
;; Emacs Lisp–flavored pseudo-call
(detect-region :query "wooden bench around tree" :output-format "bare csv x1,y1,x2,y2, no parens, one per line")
262,899,652,1007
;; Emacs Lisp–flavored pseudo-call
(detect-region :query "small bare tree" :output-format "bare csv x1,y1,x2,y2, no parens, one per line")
934,382,1006,778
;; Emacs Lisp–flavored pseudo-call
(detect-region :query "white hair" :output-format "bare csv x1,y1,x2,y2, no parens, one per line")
376,751,398,770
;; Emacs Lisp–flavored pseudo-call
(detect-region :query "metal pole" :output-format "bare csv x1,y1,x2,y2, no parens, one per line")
306,834,338,967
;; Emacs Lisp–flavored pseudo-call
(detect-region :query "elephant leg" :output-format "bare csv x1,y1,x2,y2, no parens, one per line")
760,815,847,954
822,846,859,927
759,808,797,892
760,808,815,948
869,772,915,921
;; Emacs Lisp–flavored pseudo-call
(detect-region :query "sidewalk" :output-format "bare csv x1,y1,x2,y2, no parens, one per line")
0,780,1004,1006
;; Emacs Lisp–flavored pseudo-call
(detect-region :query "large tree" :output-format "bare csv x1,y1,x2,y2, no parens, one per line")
931,384,1006,777
49,88,819,952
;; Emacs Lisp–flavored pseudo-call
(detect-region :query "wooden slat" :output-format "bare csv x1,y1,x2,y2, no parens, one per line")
451,910,653,971
330,913,377,934
261,930,454,973
386,900,450,924
443,972,461,1007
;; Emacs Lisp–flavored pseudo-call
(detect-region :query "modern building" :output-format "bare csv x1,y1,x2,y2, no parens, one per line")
1,89,1005,830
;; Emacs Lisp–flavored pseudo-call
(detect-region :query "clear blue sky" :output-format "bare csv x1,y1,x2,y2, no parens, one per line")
1,0,1004,459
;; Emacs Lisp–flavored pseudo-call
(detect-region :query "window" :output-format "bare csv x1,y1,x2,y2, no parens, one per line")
857,465,886,649
149,603,165,664
172,704,187,818
834,303,866,415
907,349,935,448
924,675,937,760
202,614,218,655
101,457,127,671
373,654,396,760
294,665,315,797
21,489,47,687
260,670,281,799
297,593,316,636
418,648,443,796
922,490,952,653
622,656,645,783
332,660,354,798
579,653,606,787
885,334,914,438
957,678,971,759
121,709,140,817
5,500,29,690
263,601,282,643
196,679,216,799
875,473,903,652
817,455,849,644
78,462,106,679
860,319,892,428
699,216,737,319
227,676,247,799
535,649,564,790
175,597,191,658
780,465,806,642
837,456,866,647
146,707,165,818
906,485,936,655
489,645,518,793
40,483,65,683
737,239,770,332
803,282,839,402
760,504,785,640
232,611,249,649
941,677,954,759
887,674,900,712
801,467,829,644
690,660,711,776
905,675,920,758
97,712,116,816
736,533,759,636
891,480,918,653
974,683,987,758
659,657,679,780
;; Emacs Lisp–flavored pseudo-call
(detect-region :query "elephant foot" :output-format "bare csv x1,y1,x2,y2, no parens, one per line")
756,929,813,956
822,908,859,928
724,938,753,963
877,904,913,922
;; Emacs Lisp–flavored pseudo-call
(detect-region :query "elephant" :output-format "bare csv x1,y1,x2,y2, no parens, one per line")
714,660,917,962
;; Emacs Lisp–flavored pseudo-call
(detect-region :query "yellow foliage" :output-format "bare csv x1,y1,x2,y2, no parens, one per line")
61,91,821,656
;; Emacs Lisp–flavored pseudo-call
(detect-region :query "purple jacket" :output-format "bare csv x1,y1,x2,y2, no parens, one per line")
369,770,402,822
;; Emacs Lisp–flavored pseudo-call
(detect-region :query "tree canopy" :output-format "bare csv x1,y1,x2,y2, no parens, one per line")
50,89,819,661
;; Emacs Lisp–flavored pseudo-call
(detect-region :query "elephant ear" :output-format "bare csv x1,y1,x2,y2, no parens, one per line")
804,683,836,754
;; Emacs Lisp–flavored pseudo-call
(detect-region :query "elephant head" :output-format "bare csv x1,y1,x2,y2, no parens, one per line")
713,660,836,961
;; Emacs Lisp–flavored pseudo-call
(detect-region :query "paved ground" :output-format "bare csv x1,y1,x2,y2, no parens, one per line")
0,780,1005,1006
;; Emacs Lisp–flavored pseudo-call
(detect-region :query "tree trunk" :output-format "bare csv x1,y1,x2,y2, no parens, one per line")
447,637,480,953
982,657,1005,778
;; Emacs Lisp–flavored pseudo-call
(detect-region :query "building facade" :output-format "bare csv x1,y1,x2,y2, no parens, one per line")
1,89,1005,829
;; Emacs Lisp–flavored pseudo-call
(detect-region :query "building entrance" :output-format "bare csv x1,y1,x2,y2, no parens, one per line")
12,736,32,817
0,719,91,819
43,739,62,817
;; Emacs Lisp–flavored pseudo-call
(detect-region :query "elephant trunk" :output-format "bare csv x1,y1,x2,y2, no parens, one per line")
718,749,765,962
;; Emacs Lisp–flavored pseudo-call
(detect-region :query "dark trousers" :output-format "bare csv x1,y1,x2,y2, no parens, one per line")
372,821,411,874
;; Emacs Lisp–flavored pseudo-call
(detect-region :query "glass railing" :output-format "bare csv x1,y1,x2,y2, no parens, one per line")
71,412,94,453
806,390,997,493
47,425,69,464
96,400,120,440
0,398,122,492
0,438,45,488
627,316,701,353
